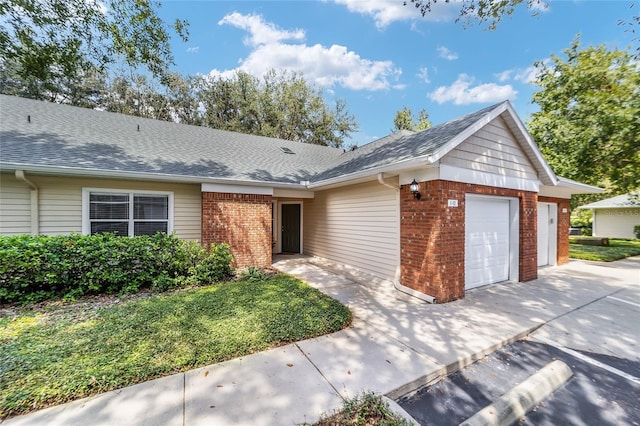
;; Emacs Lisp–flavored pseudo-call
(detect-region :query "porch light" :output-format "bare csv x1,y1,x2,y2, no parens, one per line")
410,179,421,200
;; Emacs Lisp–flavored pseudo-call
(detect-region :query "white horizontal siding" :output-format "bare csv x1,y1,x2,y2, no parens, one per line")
593,208,640,239
0,173,31,234
21,175,201,240
304,179,399,280
442,116,538,181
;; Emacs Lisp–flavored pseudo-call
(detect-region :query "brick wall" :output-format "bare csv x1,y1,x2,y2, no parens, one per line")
400,180,537,303
539,196,571,265
201,192,272,268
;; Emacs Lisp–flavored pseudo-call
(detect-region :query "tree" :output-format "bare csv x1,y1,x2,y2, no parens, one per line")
392,106,432,132
407,0,547,29
0,0,188,102
527,38,640,197
198,70,358,148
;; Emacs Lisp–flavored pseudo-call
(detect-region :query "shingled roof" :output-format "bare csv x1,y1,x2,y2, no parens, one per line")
579,193,640,209
0,95,551,187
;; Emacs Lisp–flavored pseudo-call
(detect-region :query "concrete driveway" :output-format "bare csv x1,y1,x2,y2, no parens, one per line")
273,254,639,400
4,256,638,426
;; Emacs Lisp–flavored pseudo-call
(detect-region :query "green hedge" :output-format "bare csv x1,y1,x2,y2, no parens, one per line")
0,233,233,304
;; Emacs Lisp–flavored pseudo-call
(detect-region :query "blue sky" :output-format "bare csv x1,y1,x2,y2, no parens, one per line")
157,1,638,146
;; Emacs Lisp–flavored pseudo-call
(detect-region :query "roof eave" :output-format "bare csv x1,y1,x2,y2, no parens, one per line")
308,155,435,190
0,162,309,190
429,101,558,186
556,177,604,194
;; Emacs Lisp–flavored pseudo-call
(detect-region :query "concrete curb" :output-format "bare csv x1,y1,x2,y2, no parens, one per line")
386,324,543,400
381,396,420,426
460,360,573,426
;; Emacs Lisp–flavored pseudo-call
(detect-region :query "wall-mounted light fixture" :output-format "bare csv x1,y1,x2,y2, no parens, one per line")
409,179,421,200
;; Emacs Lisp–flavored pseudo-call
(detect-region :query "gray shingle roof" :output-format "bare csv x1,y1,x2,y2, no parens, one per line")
579,193,640,209
0,95,344,184
314,103,502,181
0,95,506,185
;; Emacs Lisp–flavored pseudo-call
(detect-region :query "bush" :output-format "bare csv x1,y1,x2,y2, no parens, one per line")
239,266,269,282
634,225,640,239
0,234,234,304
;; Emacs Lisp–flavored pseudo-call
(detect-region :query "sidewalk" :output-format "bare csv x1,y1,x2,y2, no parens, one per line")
3,256,638,426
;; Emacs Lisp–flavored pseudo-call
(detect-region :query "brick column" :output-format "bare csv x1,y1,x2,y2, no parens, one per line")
400,179,538,303
202,192,272,268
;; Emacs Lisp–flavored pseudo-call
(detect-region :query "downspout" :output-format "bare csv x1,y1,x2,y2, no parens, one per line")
15,170,39,235
377,173,437,304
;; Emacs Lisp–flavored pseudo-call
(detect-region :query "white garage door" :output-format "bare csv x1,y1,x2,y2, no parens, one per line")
465,197,511,289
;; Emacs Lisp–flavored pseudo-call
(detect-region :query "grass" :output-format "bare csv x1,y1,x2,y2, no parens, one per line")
569,238,640,262
0,275,352,419
313,392,412,426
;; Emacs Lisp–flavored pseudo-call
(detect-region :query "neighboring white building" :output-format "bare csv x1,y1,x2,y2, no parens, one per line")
579,194,640,239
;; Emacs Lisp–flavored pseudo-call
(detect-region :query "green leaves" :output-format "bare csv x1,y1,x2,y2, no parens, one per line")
528,37,640,199
0,275,351,418
0,0,188,102
392,105,432,132
0,234,234,304
198,69,358,148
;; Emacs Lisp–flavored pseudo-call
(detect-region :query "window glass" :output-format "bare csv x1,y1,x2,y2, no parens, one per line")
90,221,129,235
134,195,168,220
87,191,170,237
134,222,168,236
90,194,129,220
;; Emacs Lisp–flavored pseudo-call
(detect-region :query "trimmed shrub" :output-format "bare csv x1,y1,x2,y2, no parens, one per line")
0,234,234,304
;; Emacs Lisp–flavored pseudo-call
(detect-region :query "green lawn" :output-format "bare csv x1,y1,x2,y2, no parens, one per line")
0,275,351,419
569,238,640,262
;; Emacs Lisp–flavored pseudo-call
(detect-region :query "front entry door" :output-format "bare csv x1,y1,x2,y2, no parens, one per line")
281,204,301,253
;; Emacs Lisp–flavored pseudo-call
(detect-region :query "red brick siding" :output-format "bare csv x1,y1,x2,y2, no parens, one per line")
201,192,272,268
539,196,571,265
400,180,537,303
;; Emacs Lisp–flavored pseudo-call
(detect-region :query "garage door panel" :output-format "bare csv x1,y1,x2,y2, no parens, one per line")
465,197,511,289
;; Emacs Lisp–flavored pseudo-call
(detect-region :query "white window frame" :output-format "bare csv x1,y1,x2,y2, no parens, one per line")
82,188,174,236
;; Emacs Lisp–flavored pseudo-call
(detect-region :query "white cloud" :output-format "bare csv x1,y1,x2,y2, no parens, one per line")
529,0,550,13
495,64,543,84
186,46,200,54
213,12,402,91
417,67,430,83
219,12,305,46
495,70,512,82
437,45,459,60
429,74,517,105
330,0,457,28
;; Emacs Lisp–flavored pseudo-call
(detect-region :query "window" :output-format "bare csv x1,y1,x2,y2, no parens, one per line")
83,189,173,236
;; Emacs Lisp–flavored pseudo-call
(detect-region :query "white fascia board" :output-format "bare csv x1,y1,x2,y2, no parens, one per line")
440,164,540,192
430,103,509,164
308,156,434,190
556,177,604,193
273,188,314,198
399,167,439,185
202,183,273,195
0,162,307,190
428,101,558,187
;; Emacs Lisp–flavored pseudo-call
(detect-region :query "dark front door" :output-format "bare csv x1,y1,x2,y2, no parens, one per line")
281,204,301,253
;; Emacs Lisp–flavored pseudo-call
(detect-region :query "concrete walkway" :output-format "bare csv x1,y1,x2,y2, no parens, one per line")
3,256,638,426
